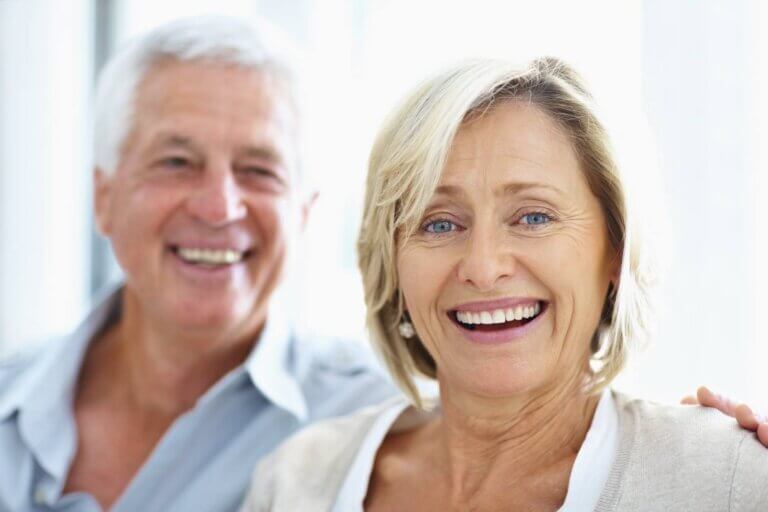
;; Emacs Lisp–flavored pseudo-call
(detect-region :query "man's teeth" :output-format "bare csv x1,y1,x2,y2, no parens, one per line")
177,248,244,265
456,303,542,325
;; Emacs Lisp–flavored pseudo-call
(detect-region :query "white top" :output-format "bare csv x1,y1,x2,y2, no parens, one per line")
332,390,618,512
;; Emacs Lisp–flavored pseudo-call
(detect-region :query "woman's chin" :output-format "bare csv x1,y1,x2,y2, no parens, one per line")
441,362,548,400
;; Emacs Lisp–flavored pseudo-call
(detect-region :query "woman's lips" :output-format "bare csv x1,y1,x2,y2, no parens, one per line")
448,301,548,344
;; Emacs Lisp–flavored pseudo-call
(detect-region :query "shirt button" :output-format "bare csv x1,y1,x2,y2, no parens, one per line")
33,484,50,505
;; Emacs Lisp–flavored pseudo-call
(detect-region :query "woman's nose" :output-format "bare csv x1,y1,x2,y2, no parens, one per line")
456,226,516,291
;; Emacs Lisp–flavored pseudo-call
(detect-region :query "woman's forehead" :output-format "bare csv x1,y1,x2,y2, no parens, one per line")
438,119,584,200
449,102,575,166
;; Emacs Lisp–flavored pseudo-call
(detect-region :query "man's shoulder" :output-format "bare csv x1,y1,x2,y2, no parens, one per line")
294,334,398,417
297,334,382,376
0,341,51,409
611,392,768,510
0,345,40,376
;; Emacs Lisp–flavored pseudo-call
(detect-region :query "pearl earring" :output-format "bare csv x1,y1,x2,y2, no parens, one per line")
398,318,415,339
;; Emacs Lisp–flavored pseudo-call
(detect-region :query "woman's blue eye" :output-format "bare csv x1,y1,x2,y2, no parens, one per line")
520,212,552,226
425,220,456,234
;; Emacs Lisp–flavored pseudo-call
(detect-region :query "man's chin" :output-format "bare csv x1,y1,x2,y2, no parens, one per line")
123,280,266,340
159,296,264,341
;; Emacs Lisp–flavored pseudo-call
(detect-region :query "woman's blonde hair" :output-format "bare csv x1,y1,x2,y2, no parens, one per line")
357,57,655,407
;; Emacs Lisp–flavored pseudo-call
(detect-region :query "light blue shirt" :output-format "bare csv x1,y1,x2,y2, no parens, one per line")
0,288,396,511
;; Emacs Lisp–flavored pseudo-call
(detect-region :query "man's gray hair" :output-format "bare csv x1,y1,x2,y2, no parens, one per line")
94,15,301,174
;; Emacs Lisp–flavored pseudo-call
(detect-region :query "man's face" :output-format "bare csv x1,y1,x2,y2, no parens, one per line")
94,60,304,342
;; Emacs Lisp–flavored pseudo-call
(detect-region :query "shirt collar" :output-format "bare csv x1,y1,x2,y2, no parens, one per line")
0,284,309,472
0,285,122,478
243,302,308,422
0,285,121,418
559,389,619,511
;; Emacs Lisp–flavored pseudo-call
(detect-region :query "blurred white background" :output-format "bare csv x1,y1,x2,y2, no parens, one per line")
0,0,766,407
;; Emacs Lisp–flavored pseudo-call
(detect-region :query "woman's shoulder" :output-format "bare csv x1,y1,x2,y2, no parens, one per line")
607,391,768,511
614,391,764,451
241,396,408,512
268,396,406,467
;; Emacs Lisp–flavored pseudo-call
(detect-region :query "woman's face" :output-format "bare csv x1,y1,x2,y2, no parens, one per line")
396,101,616,398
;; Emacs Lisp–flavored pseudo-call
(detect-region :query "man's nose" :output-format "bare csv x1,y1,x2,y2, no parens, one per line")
456,225,516,291
186,168,247,226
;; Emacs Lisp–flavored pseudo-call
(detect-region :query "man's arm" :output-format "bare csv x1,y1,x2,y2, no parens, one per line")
682,386,768,447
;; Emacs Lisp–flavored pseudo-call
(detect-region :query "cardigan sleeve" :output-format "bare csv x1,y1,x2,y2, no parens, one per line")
240,454,276,512
238,400,396,512
730,433,768,511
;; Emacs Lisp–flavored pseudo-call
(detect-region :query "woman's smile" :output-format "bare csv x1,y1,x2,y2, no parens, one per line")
447,298,549,344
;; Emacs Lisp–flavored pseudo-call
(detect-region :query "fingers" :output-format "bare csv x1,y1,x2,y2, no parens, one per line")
734,404,760,431
696,386,717,407
758,423,768,448
711,392,768,445
685,386,768,446
697,386,739,417
680,395,698,405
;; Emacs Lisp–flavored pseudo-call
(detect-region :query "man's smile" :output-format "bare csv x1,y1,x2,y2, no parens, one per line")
172,246,252,266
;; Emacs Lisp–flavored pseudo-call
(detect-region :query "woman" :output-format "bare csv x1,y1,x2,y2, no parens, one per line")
242,57,768,511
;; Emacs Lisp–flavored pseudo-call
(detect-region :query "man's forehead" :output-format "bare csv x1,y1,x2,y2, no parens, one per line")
126,61,298,157
133,60,295,125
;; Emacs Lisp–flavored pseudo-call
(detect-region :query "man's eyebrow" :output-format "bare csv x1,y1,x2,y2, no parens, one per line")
241,146,285,165
148,134,200,153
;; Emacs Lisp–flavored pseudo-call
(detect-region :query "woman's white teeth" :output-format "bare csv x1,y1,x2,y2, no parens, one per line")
456,302,541,325
177,248,244,265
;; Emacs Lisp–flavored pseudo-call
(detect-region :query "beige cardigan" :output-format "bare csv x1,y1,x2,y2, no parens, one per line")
242,392,768,511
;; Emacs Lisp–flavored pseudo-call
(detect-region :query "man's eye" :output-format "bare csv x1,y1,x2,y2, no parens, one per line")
238,166,285,184
424,220,457,234
519,212,552,226
161,157,190,168
243,167,275,177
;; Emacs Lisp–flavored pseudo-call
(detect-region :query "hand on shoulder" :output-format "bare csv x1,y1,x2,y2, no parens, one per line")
681,386,768,447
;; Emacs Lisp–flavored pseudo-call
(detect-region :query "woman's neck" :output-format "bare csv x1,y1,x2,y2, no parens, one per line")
433,376,600,507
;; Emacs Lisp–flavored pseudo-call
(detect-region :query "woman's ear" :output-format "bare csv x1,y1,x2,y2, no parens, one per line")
609,248,622,290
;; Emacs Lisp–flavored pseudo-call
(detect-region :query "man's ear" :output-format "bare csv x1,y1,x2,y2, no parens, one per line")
93,168,113,236
300,190,319,232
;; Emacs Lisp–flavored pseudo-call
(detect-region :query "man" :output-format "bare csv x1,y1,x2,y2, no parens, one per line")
0,17,395,511
0,15,763,512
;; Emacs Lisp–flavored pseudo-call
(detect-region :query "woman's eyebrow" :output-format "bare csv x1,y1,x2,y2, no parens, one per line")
434,182,563,198
433,184,467,199
500,182,564,197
